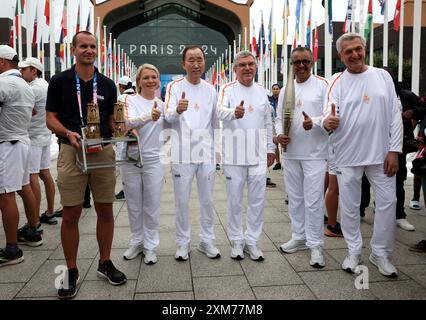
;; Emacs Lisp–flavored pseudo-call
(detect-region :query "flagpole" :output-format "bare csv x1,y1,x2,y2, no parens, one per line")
369,1,374,67
49,0,55,77
352,0,357,32
301,0,306,47
113,38,117,83
383,0,388,67
103,25,107,75
96,17,101,70
17,0,23,61
90,5,95,34
398,0,404,82
359,0,365,38
12,4,17,51
244,27,247,51
324,0,332,79
118,44,121,79
109,33,113,79
282,0,288,85
411,0,422,94
25,0,32,58
66,0,71,68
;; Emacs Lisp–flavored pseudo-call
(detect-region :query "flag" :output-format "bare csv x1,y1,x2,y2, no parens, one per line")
306,2,312,48
107,34,112,78
44,0,50,26
86,10,91,31
322,0,333,35
295,0,302,45
343,0,353,33
61,0,68,38
59,29,65,63
364,0,373,40
258,11,265,56
251,23,257,56
9,25,14,47
393,0,401,31
313,23,319,62
212,64,217,85
32,18,37,47
76,1,81,33
378,0,385,15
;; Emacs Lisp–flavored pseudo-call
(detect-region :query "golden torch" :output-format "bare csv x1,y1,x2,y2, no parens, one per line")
282,64,295,152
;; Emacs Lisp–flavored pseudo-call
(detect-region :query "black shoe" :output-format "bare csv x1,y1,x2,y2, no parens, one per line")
39,211,58,225
97,260,127,285
266,178,276,188
273,163,282,170
83,202,91,209
18,225,43,246
325,222,344,238
57,268,80,299
216,164,221,170
324,216,328,224
0,248,24,267
54,208,63,218
115,190,125,200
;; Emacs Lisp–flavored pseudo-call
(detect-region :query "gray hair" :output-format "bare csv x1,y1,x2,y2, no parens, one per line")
234,51,257,65
336,33,366,54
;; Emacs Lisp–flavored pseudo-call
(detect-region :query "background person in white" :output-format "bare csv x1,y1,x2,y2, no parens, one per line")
19,58,57,226
0,45,34,266
217,51,275,261
164,46,220,261
323,33,403,278
121,64,165,265
276,47,329,268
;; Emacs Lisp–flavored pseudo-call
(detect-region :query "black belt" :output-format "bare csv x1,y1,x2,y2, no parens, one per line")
0,140,19,144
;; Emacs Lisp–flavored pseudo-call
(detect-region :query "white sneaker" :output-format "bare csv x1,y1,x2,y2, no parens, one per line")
369,253,399,278
280,239,308,253
230,241,244,260
175,244,190,261
409,200,421,210
197,242,221,259
143,249,157,265
123,244,144,260
396,219,415,231
310,247,325,268
244,244,264,261
342,254,361,273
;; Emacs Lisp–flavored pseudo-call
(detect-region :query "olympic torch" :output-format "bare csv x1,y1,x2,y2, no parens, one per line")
282,64,295,152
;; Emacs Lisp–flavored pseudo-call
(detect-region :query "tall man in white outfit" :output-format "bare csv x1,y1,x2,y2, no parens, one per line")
19,58,57,226
0,46,34,266
323,33,402,277
276,47,329,268
164,46,220,261
217,51,275,261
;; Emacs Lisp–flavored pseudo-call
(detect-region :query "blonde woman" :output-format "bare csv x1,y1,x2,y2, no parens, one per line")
121,64,165,264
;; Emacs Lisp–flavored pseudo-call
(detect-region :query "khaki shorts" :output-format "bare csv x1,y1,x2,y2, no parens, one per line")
57,144,116,206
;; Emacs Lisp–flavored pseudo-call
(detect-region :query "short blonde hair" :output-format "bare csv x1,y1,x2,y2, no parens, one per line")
135,63,160,94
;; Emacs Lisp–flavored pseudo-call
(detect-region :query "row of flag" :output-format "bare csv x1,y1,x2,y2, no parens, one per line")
8,0,137,82
206,0,410,93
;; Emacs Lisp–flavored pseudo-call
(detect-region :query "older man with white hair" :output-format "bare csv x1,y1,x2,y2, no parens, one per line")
323,33,403,278
217,50,275,261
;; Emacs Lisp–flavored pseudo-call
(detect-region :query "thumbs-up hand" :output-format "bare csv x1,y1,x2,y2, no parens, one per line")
324,103,340,131
177,91,188,114
302,111,313,131
235,100,245,119
151,101,161,121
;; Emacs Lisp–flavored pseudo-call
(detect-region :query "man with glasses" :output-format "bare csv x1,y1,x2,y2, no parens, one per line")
276,47,329,268
165,45,220,261
323,33,402,277
217,51,275,261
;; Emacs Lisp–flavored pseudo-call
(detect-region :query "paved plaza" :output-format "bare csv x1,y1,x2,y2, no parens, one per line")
1,159,426,301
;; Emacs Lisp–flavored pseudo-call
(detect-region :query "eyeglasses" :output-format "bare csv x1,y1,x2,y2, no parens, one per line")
291,59,311,66
236,62,256,68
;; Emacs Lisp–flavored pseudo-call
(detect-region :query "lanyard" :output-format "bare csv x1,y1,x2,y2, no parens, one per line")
75,71,98,127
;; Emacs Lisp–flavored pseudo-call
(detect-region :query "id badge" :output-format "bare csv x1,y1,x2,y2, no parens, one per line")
87,143,103,153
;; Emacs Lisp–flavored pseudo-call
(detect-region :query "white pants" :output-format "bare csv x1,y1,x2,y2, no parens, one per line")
29,145,51,174
283,159,326,248
223,164,266,245
121,161,164,250
336,165,396,258
172,163,216,246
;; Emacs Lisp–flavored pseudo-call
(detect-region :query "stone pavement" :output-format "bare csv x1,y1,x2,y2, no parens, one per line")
1,160,426,300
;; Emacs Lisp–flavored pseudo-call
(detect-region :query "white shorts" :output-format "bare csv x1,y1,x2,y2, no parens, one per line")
29,145,51,174
0,142,30,193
